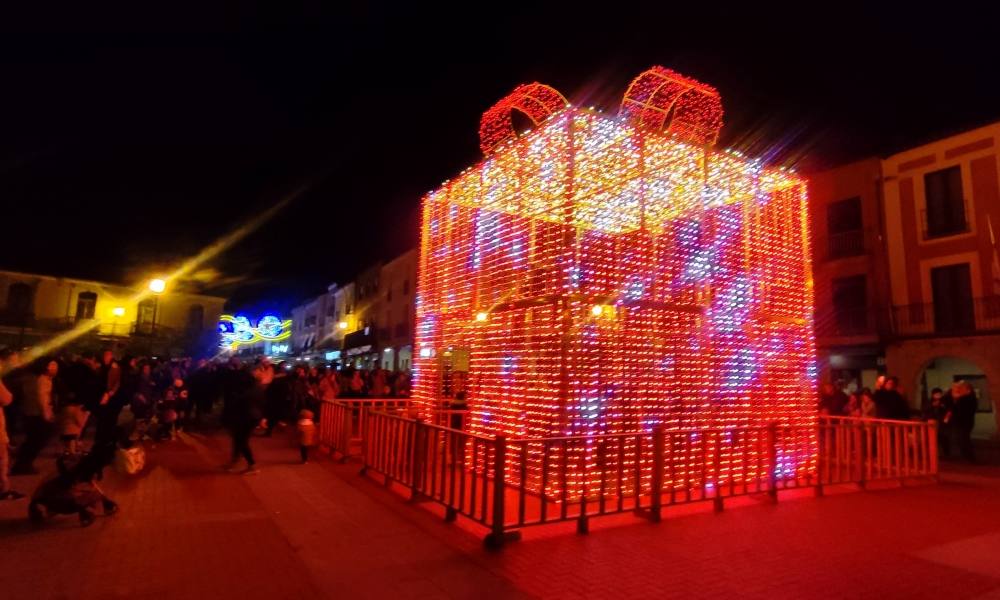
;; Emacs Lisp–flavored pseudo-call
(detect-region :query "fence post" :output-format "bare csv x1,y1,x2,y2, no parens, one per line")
815,421,825,498
928,420,939,481
712,432,725,512
484,435,512,549
649,427,665,523
358,406,369,476
855,421,865,490
766,422,778,504
409,418,426,501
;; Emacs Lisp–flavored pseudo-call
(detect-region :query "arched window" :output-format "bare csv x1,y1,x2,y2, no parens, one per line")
187,304,204,332
6,282,33,317
76,291,97,321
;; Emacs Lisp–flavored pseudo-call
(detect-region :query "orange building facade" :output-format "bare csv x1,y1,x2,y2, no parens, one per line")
811,122,1000,438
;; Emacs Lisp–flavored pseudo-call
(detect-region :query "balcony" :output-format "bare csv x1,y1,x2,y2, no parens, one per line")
892,296,1000,337
814,306,876,339
819,228,868,262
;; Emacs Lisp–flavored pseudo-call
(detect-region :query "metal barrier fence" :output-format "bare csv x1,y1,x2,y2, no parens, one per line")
322,403,938,548
318,399,412,459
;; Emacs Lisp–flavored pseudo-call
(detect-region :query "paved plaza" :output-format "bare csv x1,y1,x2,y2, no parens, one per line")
1,429,999,599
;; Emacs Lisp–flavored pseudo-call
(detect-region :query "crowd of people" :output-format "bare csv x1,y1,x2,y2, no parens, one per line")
818,374,980,462
0,346,415,509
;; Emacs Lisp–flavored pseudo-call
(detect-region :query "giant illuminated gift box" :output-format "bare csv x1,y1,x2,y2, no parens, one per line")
412,67,817,492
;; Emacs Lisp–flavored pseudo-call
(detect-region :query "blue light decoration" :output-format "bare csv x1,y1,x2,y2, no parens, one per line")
218,313,292,350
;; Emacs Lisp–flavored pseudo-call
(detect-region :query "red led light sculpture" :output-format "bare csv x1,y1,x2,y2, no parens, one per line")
414,67,816,496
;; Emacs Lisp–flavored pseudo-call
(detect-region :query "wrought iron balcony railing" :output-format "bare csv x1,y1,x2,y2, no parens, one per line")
892,296,1000,337
820,228,868,261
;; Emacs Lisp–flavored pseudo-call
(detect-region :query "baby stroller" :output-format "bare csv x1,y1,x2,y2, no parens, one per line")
29,450,119,527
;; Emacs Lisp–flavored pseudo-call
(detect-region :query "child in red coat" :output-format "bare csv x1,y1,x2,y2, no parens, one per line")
297,409,316,464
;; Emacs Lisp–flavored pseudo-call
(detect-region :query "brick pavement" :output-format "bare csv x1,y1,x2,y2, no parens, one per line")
1,428,1000,599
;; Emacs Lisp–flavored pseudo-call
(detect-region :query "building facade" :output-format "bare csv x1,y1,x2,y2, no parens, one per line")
377,249,417,371
882,122,1000,438
0,270,226,356
811,121,1000,438
288,250,417,372
809,157,891,391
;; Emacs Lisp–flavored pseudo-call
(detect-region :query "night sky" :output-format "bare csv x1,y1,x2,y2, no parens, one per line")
3,6,998,314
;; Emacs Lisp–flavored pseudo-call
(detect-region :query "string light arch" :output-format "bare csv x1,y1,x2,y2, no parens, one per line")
479,82,569,154
619,66,724,146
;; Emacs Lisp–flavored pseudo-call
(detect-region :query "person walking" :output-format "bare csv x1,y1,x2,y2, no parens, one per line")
0,351,26,500
297,409,316,464
223,365,263,475
11,359,58,475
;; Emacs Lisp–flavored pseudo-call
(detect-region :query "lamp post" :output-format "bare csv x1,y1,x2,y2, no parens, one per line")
148,278,166,337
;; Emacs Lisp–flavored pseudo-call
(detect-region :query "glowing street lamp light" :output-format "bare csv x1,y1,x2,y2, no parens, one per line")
475,311,489,322
112,307,126,317
338,321,348,330
147,278,166,337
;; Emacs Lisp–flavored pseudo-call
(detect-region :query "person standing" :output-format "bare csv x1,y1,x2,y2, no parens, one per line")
11,359,58,475
923,387,953,457
874,376,910,420
951,381,978,463
89,350,123,470
264,362,290,436
318,368,339,403
0,351,26,500
819,382,849,416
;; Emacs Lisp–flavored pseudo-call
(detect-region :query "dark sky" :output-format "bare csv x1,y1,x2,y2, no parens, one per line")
2,5,998,314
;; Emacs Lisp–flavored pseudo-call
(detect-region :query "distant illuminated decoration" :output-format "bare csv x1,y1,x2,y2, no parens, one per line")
218,314,292,350
412,66,817,497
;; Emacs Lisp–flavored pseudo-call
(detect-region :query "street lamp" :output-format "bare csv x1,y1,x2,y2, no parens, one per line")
338,321,348,330
148,278,166,294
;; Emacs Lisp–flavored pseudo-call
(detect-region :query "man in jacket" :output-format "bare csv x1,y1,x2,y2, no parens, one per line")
0,350,26,499
950,381,978,463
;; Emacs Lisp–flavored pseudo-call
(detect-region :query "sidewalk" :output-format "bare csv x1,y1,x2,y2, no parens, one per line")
0,428,525,599
1,428,1000,599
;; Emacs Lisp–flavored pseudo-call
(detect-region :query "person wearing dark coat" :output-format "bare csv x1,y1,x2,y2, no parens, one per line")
950,381,978,463
223,366,262,475
923,387,953,457
818,383,849,416
874,377,910,421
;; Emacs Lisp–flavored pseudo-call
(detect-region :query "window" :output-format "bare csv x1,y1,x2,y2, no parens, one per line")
136,299,156,334
826,197,864,259
831,276,868,335
403,279,410,295
924,166,967,238
76,291,97,320
6,282,33,317
187,305,204,332
305,315,317,327
931,263,974,334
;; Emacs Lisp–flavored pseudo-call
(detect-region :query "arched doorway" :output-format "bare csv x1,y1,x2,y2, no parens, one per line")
918,356,995,439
